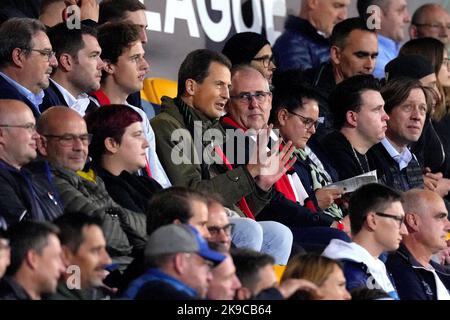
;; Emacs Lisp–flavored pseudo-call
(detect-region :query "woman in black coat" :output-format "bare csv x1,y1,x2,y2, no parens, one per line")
85,104,162,214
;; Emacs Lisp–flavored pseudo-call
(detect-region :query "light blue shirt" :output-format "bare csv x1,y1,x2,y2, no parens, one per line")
373,34,401,79
381,138,413,171
0,71,44,114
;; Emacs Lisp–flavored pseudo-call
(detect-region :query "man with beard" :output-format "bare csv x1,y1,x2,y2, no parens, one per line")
47,212,114,300
40,23,103,115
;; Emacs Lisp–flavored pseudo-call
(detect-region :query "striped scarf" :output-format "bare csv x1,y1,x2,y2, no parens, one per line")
294,147,343,220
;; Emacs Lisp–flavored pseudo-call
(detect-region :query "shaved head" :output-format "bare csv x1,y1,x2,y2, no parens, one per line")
402,189,444,217
37,106,82,135
0,99,38,168
412,4,449,24
411,3,450,45
37,107,89,171
402,188,449,254
0,99,33,122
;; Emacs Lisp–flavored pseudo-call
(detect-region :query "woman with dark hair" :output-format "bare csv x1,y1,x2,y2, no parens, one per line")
86,105,293,267
222,31,276,84
399,37,448,120
270,83,345,225
85,104,162,214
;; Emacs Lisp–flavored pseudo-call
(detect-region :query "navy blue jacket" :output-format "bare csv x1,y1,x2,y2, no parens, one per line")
0,160,63,228
367,142,424,192
0,73,41,118
273,15,330,71
341,259,398,299
220,119,334,228
40,80,98,114
386,244,450,300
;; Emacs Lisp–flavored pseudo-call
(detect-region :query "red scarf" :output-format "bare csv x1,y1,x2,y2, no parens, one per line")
214,145,255,220
220,116,297,204
90,89,152,177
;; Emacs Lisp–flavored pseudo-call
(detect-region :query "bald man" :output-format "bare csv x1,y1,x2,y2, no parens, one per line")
0,99,62,228
410,4,450,46
273,0,350,71
36,106,147,269
386,189,450,300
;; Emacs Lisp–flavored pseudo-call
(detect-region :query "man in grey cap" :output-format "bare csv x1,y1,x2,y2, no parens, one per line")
123,224,225,300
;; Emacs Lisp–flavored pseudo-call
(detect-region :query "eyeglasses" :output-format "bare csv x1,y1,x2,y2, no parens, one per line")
413,23,450,31
30,49,55,62
286,109,319,130
44,133,93,147
375,212,405,228
230,91,272,104
252,55,275,68
0,123,36,133
207,223,234,236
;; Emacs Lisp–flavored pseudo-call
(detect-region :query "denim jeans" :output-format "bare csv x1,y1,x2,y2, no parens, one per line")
230,217,293,265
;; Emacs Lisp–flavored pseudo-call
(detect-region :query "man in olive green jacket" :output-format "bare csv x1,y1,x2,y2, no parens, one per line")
151,49,295,218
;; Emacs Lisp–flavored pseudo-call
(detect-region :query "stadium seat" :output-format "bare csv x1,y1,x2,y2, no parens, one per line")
141,77,177,105
273,265,286,283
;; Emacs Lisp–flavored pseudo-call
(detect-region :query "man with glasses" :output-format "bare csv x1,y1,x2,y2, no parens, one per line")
410,3,450,47
223,65,350,254
0,18,58,118
206,190,295,266
124,223,225,300
323,183,407,299
387,189,450,300
322,75,389,181
36,106,147,271
221,32,276,84
0,99,63,228
151,49,294,265
206,198,234,252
